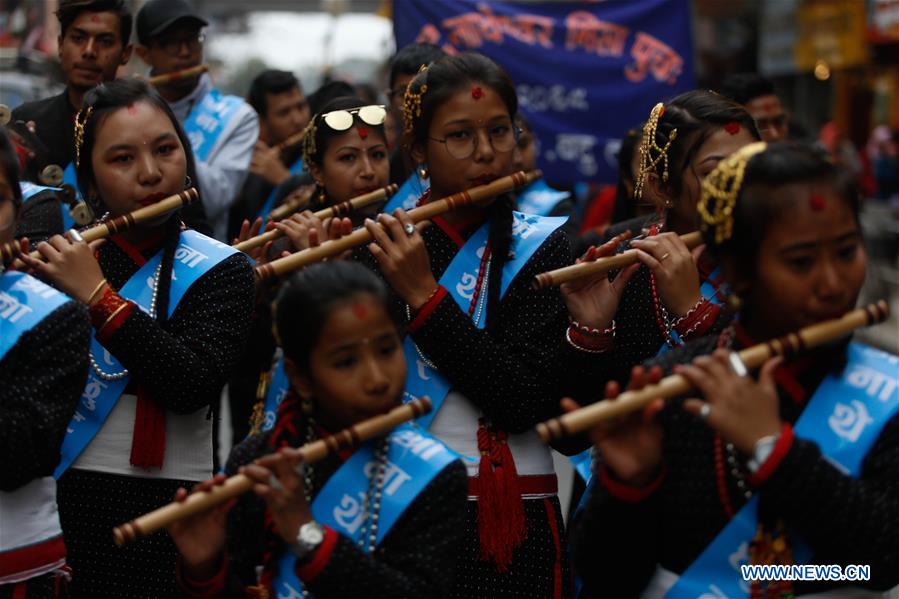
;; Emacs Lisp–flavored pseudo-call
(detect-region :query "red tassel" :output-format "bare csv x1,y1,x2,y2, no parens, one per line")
496,432,526,546
475,421,527,572
130,387,166,468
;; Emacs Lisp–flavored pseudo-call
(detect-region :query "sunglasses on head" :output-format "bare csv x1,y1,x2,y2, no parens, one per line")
320,105,387,131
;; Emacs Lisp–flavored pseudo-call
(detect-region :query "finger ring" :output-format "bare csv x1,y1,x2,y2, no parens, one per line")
660,252,670,261
699,403,711,421
67,229,85,243
403,223,415,236
728,352,749,377
268,473,285,492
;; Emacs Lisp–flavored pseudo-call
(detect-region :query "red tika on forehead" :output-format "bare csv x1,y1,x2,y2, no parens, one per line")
357,126,368,140
724,122,741,135
810,195,826,211
352,302,368,320
471,86,483,100
126,103,137,115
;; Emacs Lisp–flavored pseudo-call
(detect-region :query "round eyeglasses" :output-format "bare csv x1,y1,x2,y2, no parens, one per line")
429,121,520,160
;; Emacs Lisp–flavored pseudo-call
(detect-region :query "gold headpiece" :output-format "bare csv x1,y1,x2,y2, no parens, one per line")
299,118,318,168
401,64,430,136
73,105,93,168
698,141,767,244
634,102,678,202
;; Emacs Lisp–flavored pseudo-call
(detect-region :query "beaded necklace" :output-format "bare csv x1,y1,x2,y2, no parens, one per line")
296,417,389,599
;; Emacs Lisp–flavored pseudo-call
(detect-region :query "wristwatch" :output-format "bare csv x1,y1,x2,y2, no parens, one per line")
747,433,780,474
290,521,325,562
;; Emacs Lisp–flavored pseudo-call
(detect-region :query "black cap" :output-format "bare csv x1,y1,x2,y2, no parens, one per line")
136,0,208,45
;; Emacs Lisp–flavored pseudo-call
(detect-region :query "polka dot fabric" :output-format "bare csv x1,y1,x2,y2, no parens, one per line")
0,299,89,490
53,229,255,595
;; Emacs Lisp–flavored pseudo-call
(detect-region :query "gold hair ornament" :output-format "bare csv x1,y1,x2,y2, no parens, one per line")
401,64,430,136
634,102,677,202
298,118,318,168
698,141,767,245
73,105,93,168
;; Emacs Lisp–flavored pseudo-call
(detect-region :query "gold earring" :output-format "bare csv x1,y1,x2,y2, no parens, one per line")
418,164,429,180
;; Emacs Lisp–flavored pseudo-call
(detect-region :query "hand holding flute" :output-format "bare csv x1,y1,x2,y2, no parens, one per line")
114,397,433,545
551,302,890,488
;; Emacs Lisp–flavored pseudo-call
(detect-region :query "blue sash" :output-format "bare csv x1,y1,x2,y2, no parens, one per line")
516,178,570,217
402,212,567,429
570,448,594,483
20,180,75,230
54,230,239,477
667,343,899,597
183,88,244,162
0,271,70,361
271,424,460,598
383,172,427,214
261,353,291,433
656,267,726,356
258,158,305,229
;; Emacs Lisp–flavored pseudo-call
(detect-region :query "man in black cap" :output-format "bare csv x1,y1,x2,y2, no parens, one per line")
135,0,258,241
11,0,133,234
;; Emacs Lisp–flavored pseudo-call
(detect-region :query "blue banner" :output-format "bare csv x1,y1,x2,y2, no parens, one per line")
669,343,899,597
184,88,244,162
271,424,460,597
402,212,566,428
0,271,70,361
394,0,695,185
54,230,240,478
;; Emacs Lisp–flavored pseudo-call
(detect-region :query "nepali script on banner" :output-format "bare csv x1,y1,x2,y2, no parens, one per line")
394,0,695,186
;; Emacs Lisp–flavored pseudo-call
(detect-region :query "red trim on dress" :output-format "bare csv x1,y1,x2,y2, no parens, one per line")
599,464,666,503
176,555,229,599
407,286,447,333
431,216,466,249
748,423,795,487
294,526,339,582
543,497,564,599
0,534,66,578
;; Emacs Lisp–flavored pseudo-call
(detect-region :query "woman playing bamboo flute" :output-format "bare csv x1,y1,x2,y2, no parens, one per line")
568,142,899,597
0,129,90,599
170,261,468,598
232,96,391,442
18,78,255,597
561,92,761,405
354,52,573,597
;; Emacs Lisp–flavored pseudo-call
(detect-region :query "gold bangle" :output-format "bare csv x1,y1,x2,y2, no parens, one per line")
98,301,130,333
86,279,109,306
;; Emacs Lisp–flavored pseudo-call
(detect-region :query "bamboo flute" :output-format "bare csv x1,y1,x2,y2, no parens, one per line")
536,301,890,442
1,188,198,267
148,65,209,86
233,183,398,252
533,231,703,289
254,170,541,282
112,397,433,546
266,188,313,222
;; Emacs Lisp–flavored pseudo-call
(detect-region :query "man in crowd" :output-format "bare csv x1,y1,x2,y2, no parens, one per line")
227,69,311,239
719,73,790,143
135,0,258,241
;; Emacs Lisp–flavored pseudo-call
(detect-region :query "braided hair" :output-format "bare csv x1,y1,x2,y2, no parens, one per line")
0,129,23,215
402,52,518,330
75,78,198,326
